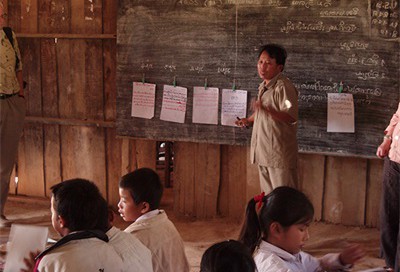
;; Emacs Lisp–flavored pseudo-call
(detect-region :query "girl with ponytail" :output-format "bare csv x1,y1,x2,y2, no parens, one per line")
239,186,365,272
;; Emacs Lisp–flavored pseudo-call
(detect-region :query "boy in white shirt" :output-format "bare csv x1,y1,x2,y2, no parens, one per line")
118,168,189,272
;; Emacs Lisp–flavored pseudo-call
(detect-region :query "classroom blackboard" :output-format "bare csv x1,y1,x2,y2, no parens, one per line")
116,0,400,157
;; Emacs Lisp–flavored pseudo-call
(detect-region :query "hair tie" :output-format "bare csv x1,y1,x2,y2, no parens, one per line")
253,192,265,209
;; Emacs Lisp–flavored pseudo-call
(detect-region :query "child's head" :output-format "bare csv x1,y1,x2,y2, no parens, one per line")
239,186,314,254
50,178,107,236
200,240,256,272
118,168,163,222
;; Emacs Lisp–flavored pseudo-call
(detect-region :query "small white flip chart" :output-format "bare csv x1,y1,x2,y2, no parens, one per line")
4,224,48,272
160,85,187,123
221,89,247,126
327,93,355,133
192,86,219,125
131,82,156,119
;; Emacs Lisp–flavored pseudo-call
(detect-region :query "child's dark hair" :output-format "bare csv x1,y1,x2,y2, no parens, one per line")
200,240,256,272
258,44,287,69
51,178,107,232
238,186,314,253
119,168,163,210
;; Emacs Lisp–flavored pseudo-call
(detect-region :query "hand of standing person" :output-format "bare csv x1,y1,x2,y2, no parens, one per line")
377,137,391,158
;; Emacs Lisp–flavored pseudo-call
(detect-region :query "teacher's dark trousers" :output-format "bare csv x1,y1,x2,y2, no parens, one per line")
381,157,400,271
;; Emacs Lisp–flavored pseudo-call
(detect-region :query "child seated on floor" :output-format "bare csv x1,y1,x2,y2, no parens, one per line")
239,186,366,272
200,240,256,272
99,205,153,272
118,168,189,272
24,178,124,272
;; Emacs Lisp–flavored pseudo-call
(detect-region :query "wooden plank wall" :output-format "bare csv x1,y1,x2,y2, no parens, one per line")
5,0,384,227
5,0,156,207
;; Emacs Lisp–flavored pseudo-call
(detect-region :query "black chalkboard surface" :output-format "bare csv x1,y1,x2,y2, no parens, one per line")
117,0,400,157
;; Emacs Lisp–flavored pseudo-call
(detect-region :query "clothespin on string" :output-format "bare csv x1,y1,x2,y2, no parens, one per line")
173,76,177,87
204,77,208,89
338,81,343,93
142,73,145,84
232,79,236,91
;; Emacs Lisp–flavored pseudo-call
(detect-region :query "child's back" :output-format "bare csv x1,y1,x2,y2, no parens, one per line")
38,235,123,272
124,210,189,272
107,226,153,272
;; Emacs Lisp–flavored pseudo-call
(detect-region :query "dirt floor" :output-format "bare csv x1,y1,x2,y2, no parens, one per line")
0,188,386,271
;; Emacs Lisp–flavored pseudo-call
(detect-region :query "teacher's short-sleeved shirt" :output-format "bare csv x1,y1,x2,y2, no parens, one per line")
385,102,400,164
250,73,298,169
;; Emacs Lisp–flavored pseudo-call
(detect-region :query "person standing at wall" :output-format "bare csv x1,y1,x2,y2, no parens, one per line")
376,103,400,272
235,44,298,194
0,1,26,228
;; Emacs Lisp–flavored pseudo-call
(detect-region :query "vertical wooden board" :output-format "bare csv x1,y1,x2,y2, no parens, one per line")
106,128,123,207
60,126,107,197
44,124,62,197
134,139,156,170
194,143,220,219
17,123,45,197
19,38,42,116
120,138,131,175
84,40,104,119
7,1,21,31
38,0,70,33
71,0,102,34
245,147,260,201
103,0,116,34
20,0,38,33
219,145,230,217
104,40,116,121
56,40,72,118
41,39,58,117
227,146,247,221
173,142,195,216
323,156,367,226
298,153,325,221
57,40,104,119
366,158,383,227
230,146,246,218
2,0,8,13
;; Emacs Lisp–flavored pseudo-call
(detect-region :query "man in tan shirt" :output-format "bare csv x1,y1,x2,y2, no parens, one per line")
236,44,298,194
0,2,26,228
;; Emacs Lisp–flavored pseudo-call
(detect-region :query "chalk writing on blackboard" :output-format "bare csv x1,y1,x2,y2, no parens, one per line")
280,21,358,33
339,41,369,50
371,0,399,38
164,65,177,72
190,65,205,73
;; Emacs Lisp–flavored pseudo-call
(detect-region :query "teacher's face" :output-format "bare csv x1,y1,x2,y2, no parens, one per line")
257,51,283,83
